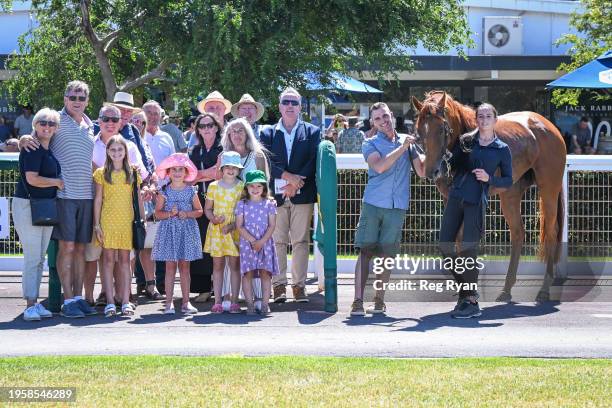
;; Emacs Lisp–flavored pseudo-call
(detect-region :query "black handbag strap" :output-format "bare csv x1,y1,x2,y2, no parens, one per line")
131,168,142,221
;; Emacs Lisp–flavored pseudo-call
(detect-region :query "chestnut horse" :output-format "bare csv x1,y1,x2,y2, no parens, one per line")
412,91,566,302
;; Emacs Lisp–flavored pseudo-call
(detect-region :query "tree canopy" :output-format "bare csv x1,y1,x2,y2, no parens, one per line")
552,0,612,106
1,0,471,114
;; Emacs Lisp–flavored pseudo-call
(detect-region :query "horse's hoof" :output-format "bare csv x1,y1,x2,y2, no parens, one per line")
496,292,512,302
535,291,550,303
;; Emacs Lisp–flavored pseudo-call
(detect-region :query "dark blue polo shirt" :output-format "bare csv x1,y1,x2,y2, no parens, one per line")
15,146,62,199
448,133,512,204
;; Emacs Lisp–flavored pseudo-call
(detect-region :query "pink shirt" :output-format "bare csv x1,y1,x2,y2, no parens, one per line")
92,135,149,179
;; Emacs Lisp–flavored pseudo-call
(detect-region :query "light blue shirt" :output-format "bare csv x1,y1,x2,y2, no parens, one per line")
362,132,416,210
276,119,301,161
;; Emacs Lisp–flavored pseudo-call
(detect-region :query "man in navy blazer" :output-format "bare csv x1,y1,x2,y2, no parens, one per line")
260,87,321,303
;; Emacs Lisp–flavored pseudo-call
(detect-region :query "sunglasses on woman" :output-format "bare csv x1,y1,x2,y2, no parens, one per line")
38,120,57,127
100,116,121,123
197,122,216,129
66,95,87,102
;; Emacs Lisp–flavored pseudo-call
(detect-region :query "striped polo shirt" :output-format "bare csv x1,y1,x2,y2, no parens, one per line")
50,108,95,199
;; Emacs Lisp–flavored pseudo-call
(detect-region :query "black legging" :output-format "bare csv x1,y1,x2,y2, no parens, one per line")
439,196,483,297
189,192,213,293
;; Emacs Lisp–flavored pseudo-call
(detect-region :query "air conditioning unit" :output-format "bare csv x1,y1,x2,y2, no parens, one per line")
483,16,523,55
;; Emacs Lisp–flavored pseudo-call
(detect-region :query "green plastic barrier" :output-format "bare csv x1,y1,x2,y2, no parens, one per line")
47,240,62,312
314,140,338,313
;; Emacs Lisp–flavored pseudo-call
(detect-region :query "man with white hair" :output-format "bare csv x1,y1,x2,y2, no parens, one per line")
143,100,175,166
260,87,321,303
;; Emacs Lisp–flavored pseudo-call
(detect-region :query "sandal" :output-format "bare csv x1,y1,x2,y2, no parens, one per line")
246,303,256,315
121,303,134,316
145,283,163,300
104,304,116,318
95,292,107,307
211,303,223,314
259,303,270,316
229,303,241,314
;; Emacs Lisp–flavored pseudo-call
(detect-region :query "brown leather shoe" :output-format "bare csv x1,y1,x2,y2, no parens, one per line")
292,286,309,303
273,285,287,303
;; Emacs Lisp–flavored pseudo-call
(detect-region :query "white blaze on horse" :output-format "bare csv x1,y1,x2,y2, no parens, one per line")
412,91,566,302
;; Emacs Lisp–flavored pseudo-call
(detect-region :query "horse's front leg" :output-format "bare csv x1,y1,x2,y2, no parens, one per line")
497,186,526,302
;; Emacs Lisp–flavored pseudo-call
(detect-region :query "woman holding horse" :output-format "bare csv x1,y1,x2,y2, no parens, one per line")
439,103,512,318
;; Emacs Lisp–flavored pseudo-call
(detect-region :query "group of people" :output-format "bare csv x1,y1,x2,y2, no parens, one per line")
12,78,512,322
13,81,320,320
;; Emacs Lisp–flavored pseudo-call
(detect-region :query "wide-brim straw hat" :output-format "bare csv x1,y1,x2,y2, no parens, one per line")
231,93,265,121
104,91,142,113
155,153,198,182
196,91,232,115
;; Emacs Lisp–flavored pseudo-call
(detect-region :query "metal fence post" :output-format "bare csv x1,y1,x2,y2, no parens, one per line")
47,239,62,312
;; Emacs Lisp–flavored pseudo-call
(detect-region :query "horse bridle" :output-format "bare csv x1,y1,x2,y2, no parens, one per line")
416,107,454,179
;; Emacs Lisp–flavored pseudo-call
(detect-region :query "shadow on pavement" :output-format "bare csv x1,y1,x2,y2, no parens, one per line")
397,302,561,332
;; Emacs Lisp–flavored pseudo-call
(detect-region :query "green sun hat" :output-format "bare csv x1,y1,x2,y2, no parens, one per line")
245,170,268,185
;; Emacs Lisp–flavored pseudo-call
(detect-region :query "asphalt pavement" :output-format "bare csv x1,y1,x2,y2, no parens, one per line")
1,272,611,358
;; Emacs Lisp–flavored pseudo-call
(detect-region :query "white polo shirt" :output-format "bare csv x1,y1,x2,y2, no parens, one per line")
145,128,175,166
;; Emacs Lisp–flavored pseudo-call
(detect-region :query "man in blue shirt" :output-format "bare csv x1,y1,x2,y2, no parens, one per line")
350,102,425,316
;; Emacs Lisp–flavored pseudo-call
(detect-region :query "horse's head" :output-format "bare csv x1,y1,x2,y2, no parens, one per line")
412,92,463,181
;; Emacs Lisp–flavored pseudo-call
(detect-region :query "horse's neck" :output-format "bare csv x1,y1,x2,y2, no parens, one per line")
449,101,477,148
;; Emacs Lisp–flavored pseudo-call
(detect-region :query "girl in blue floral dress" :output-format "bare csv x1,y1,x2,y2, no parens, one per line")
151,154,203,315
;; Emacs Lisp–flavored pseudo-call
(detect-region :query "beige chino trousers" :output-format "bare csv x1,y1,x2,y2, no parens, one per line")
272,200,313,289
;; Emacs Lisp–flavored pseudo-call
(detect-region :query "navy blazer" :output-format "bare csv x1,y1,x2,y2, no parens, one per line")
260,121,321,206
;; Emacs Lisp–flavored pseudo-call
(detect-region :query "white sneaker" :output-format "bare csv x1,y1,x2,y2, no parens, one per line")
34,303,53,318
181,302,198,314
222,300,231,312
23,306,41,321
164,304,175,315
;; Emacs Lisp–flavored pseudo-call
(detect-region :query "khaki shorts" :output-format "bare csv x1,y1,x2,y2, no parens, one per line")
85,241,135,262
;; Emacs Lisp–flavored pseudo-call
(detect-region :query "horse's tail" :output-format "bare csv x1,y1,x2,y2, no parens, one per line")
539,187,564,263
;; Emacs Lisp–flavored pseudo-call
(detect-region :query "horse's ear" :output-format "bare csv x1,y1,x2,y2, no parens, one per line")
437,92,447,110
411,96,423,112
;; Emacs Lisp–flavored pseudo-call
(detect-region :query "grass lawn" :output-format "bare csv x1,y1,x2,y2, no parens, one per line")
0,356,609,406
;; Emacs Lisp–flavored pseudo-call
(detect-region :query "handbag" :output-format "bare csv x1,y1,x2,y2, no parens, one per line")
19,154,59,226
144,219,160,249
131,169,146,250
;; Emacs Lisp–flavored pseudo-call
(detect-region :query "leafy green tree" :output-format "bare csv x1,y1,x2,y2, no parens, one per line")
1,0,471,113
552,0,612,106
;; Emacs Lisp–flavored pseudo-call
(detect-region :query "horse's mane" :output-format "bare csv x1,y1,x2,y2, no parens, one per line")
421,91,477,136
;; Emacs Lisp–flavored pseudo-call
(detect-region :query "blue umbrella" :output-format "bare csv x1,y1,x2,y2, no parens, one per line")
305,72,383,93
547,51,612,89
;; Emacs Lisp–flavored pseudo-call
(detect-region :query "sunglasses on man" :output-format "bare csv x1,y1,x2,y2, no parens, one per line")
66,95,87,102
100,116,120,123
281,99,300,106
38,120,57,127
197,122,216,129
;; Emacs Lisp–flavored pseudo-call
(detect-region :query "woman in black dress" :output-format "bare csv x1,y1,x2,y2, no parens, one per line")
189,112,223,302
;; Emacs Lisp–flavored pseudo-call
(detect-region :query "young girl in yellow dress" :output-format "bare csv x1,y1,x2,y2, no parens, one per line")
204,151,244,314
93,135,144,318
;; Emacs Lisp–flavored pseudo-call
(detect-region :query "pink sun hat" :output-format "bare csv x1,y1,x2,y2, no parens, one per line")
155,153,198,182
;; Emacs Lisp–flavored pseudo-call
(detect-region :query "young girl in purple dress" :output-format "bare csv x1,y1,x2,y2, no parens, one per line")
235,170,279,315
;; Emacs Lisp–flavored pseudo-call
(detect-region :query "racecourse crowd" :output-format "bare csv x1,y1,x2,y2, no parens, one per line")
12,79,511,321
